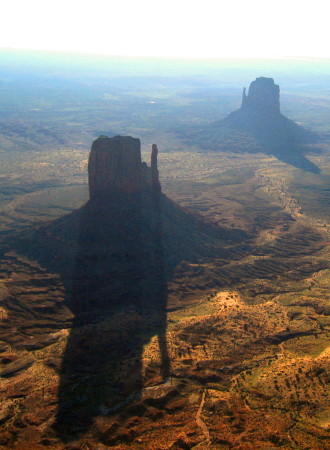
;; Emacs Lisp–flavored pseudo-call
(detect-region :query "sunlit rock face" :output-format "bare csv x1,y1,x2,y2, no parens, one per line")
241,77,280,114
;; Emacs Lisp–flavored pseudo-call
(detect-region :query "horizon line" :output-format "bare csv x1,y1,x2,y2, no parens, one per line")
1,46,330,62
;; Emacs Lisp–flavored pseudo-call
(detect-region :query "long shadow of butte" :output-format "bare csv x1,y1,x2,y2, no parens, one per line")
10,133,325,441
12,135,243,440
53,136,170,438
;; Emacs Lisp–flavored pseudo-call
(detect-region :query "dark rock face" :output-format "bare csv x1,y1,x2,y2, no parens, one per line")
88,135,143,200
241,77,280,114
151,144,161,192
88,135,161,203
72,136,163,313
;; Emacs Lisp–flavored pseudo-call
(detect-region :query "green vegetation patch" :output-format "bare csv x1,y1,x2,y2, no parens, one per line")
283,334,330,357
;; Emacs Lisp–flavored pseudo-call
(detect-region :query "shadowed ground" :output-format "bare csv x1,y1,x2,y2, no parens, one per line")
51,187,170,440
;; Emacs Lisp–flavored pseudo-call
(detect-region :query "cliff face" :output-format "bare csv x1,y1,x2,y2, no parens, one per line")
73,136,163,313
224,77,286,131
151,143,161,193
241,77,280,114
88,135,160,201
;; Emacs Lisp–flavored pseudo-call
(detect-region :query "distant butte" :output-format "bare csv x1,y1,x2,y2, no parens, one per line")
241,77,280,113
220,76,312,146
186,77,319,172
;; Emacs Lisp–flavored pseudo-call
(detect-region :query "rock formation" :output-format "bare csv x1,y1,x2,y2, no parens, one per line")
151,143,161,193
14,135,239,313
88,135,160,201
241,77,280,113
50,136,170,432
187,77,319,172
221,76,298,136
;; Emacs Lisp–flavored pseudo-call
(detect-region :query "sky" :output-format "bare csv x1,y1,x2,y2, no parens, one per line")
1,0,329,59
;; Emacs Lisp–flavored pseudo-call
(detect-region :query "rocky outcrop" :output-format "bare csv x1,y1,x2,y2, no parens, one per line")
151,144,161,193
219,77,316,158
241,77,280,113
88,135,142,200
88,135,161,202
223,77,288,131
186,77,319,172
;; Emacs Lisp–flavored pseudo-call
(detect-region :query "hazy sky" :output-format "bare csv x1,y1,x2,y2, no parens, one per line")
1,0,329,58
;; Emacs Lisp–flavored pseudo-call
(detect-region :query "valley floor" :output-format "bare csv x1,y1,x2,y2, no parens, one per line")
1,144,330,448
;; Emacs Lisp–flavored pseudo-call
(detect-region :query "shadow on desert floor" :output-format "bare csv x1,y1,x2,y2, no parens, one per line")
52,191,170,441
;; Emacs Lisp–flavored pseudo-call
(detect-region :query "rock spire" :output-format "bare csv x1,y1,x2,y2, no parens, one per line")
151,144,161,192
